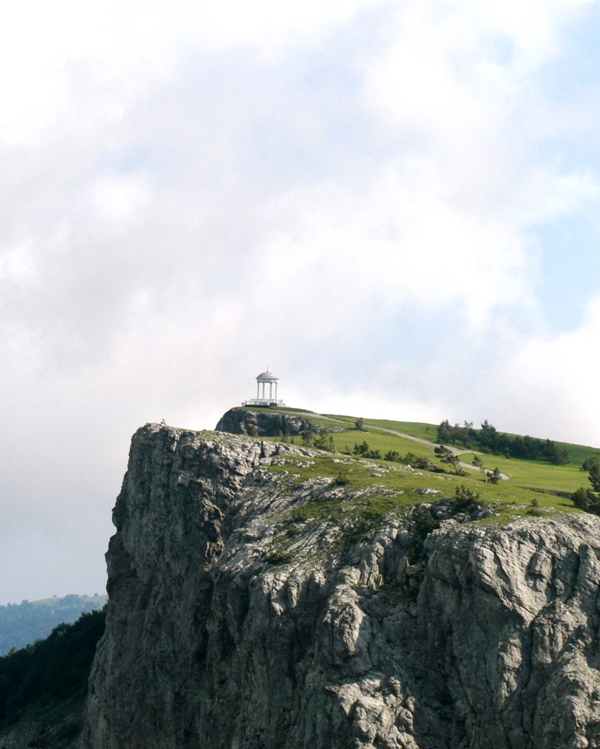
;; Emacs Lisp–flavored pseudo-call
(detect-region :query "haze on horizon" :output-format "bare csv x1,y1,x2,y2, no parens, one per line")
1,0,600,604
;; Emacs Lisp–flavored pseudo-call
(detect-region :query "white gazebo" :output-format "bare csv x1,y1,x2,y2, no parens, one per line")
242,369,285,407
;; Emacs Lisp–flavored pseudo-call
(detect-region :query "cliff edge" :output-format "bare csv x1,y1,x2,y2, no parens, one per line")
216,406,316,437
83,424,600,749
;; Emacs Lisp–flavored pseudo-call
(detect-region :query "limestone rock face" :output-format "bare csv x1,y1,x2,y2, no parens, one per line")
216,407,323,437
84,424,600,749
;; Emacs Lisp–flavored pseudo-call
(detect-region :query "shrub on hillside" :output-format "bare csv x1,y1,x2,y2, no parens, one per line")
572,487,600,514
527,498,543,516
353,441,369,456
314,434,334,451
589,464,600,493
301,430,314,446
384,450,402,462
453,485,480,514
488,467,501,485
333,471,350,486
352,441,381,460
404,453,443,472
434,445,465,475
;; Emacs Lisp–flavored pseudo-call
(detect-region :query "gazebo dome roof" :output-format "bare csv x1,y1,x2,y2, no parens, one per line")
256,370,279,382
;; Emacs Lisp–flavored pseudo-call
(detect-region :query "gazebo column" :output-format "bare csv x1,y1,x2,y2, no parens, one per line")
253,370,280,405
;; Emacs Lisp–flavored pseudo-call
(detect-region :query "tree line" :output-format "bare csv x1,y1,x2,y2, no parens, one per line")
437,420,568,464
0,595,105,656
0,609,105,728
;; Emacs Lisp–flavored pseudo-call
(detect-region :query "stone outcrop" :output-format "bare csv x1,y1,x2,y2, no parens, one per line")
216,407,340,437
83,424,600,749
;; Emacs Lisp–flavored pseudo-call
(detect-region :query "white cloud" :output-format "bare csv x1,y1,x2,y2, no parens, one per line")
0,0,599,601
91,174,151,221
0,0,383,144
254,162,534,332
496,297,600,444
0,241,37,282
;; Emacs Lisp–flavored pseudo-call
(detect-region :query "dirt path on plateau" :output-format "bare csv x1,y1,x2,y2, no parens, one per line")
314,413,510,480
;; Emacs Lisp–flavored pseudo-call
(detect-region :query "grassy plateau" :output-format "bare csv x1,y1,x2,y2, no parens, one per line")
245,407,600,527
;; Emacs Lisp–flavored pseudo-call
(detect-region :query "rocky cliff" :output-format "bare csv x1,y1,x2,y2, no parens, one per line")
83,424,600,749
216,407,342,437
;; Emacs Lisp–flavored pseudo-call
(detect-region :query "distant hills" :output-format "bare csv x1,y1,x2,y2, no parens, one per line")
0,594,106,655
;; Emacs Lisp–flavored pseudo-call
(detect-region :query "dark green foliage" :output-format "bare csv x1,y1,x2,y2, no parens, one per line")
350,444,443,472
434,445,464,475
301,430,314,446
406,539,424,565
353,441,368,456
434,445,454,462
352,442,381,460
407,508,440,564
437,419,568,464
300,423,319,447
403,453,442,472
472,454,488,481
589,464,600,493
527,498,543,516
267,551,293,565
333,471,350,486
412,508,440,537
314,434,334,451
552,449,569,466
355,417,365,431
453,485,480,513
384,450,402,462
0,609,105,728
582,458,599,472
488,467,501,485
572,487,600,514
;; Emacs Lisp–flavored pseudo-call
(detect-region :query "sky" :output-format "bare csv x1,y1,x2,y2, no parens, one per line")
1,0,600,603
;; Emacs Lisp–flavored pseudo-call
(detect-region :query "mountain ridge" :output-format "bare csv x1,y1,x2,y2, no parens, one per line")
0,594,107,656
81,422,600,748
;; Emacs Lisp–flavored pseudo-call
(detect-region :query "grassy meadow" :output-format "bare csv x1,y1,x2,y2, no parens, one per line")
254,407,599,526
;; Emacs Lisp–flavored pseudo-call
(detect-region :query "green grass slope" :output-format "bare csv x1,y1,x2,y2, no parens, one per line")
250,407,599,525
